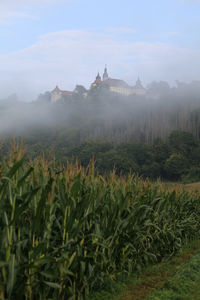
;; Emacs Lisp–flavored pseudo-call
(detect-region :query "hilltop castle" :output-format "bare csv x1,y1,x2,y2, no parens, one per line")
51,67,146,102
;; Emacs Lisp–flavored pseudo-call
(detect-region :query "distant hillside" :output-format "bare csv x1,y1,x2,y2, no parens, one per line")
0,80,200,181
36,79,200,143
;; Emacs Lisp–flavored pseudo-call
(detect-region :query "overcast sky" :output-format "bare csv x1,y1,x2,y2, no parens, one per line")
1,0,200,100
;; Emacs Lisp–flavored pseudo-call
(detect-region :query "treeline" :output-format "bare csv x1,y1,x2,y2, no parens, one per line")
35,80,200,143
1,80,200,144
21,130,200,182
1,80,200,182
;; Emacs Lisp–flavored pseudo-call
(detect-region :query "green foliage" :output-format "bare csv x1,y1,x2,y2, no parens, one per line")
165,153,189,180
2,130,200,181
0,143,200,299
182,166,200,183
147,249,200,300
168,131,197,156
62,131,200,181
153,138,170,165
141,162,161,179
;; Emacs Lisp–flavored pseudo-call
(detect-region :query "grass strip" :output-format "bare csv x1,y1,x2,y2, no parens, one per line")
146,244,200,300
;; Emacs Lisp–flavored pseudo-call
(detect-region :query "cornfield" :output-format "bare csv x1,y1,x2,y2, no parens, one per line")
0,142,200,300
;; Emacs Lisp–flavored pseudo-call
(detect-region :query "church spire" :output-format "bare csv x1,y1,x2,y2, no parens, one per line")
96,72,101,81
103,65,109,81
135,77,144,89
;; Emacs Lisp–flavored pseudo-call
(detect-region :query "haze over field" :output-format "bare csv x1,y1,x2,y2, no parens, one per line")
1,0,200,100
1,2,200,300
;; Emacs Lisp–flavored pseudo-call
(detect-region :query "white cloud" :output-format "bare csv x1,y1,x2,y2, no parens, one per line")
1,0,67,5
0,29,200,100
0,0,72,23
0,11,38,24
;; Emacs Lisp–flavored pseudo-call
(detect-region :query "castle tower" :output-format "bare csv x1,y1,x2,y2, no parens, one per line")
96,72,101,82
91,72,102,88
103,66,109,81
135,77,143,89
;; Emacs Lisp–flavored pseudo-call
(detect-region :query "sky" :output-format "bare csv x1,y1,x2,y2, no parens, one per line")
1,0,200,100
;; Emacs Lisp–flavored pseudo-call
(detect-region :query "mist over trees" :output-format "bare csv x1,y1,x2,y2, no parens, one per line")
20,79,200,142
1,79,200,181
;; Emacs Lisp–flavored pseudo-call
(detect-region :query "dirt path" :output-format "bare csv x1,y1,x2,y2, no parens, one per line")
119,241,200,300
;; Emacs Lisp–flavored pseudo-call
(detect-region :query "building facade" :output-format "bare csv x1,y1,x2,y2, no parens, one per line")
50,67,146,102
51,86,73,102
91,67,146,96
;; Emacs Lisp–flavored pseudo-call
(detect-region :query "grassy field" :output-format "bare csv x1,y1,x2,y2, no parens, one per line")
155,180,200,193
0,142,200,300
184,181,200,192
146,245,200,300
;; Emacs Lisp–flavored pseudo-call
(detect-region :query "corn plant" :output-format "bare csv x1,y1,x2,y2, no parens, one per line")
0,142,200,299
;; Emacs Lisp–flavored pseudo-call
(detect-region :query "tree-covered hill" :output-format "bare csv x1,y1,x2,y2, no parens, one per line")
1,80,200,181
1,80,200,143
20,130,199,182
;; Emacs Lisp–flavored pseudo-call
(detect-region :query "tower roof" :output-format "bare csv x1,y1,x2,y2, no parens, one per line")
96,72,101,80
91,72,102,88
103,65,109,81
103,78,130,88
135,77,144,89
52,86,61,93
